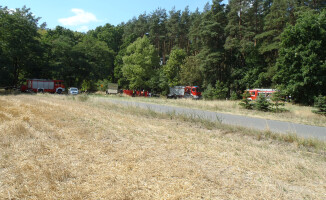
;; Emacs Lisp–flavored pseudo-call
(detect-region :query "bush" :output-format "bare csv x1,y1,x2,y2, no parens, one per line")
254,96,270,111
81,80,91,92
202,81,228,100
230,91,239,100
202,84,215,100
313,95,326,115
95,79,111,92
271,91,286,112
213,81,228,100
239,91,253,109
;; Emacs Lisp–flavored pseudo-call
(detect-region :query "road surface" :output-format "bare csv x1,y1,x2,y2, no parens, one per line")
97,98,326,141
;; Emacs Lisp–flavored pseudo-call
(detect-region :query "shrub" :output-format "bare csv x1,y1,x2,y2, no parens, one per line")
202,81,228,100
81,80,91,92
202,84,215,100
313,95,326,115
254,96,271,111
213,81,228,100
96,79,111,92
271,91,286,112
239,91,253,109
230,91,239,100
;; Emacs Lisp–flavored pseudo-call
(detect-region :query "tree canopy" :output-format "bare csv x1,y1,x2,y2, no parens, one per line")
1,1,326,105
274,10,326,104
122,36,159,90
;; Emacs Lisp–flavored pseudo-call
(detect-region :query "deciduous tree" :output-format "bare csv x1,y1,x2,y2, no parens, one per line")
273,10,326,104
122,36,159,90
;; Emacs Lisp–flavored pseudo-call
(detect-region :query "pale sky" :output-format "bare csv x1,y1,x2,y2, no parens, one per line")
1,0,228,32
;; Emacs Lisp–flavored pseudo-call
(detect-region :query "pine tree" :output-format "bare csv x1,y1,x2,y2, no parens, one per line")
198,0,228,87
149,8,168,63
189,8,202,55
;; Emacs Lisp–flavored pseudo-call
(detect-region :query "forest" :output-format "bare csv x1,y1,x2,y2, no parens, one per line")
0,0,325,105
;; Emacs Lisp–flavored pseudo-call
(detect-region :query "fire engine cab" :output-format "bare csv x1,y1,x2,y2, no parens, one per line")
247,89,276,100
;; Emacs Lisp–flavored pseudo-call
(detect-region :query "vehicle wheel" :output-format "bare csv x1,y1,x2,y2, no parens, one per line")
57,89,62,94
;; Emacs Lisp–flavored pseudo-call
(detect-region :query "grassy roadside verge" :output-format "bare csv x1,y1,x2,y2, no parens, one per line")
91,93,326,127
87,96,326,154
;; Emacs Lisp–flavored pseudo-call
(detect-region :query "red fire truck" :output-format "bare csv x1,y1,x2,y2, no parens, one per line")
21,79,65,94
123,90,150,97
247,89,276,100
168,86,202,99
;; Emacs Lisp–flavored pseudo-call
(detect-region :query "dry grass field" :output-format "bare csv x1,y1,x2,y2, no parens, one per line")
0,94,325,199
100,94,326,127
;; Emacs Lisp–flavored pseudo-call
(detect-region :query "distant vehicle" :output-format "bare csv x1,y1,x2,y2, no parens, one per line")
20,79,65,94
68,87,79,95
106,83,118,94
246,89,277,100
167,86,201,99
123,90,150,97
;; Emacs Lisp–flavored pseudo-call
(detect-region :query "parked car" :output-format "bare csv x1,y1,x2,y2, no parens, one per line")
68,87,79,95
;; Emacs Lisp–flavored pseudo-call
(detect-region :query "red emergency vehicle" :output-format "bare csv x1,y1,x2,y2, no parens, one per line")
123,90,150,97
247,89,276,100
21,79,65,94
168,86,201,99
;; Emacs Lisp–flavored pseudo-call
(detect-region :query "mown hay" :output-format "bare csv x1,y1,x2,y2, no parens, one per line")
0,95,325,199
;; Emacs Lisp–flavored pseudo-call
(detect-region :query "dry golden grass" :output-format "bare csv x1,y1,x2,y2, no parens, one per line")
0,94,325,199
100,95,326,127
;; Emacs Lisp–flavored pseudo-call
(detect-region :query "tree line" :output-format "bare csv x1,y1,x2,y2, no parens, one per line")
0,0,325,104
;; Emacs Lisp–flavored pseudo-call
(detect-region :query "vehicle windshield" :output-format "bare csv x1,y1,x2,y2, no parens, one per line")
70,88,78,91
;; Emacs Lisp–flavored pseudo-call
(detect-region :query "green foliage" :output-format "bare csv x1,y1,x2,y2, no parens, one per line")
273,10,326,105
197,1,228,86
81,80,91,92
313,95,326,115
202,81,228,100
179,55,203,86
271,91,286,112
163,48,187,86
213,81,228,100
256,0,289,58
90,23,123,53
0,6,43,86
95,79,112,92
157,68,169,95
239,91,253,110
254,96,271,112
230,91,239,100
202,84,215,100
72,35,115,82
2,3,326,107
114,34,138,88
122,36,159,90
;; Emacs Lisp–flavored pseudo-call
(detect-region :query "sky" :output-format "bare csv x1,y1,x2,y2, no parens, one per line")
1,0,228,32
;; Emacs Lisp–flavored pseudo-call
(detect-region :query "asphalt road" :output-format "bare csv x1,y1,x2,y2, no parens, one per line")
99,98,326,141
